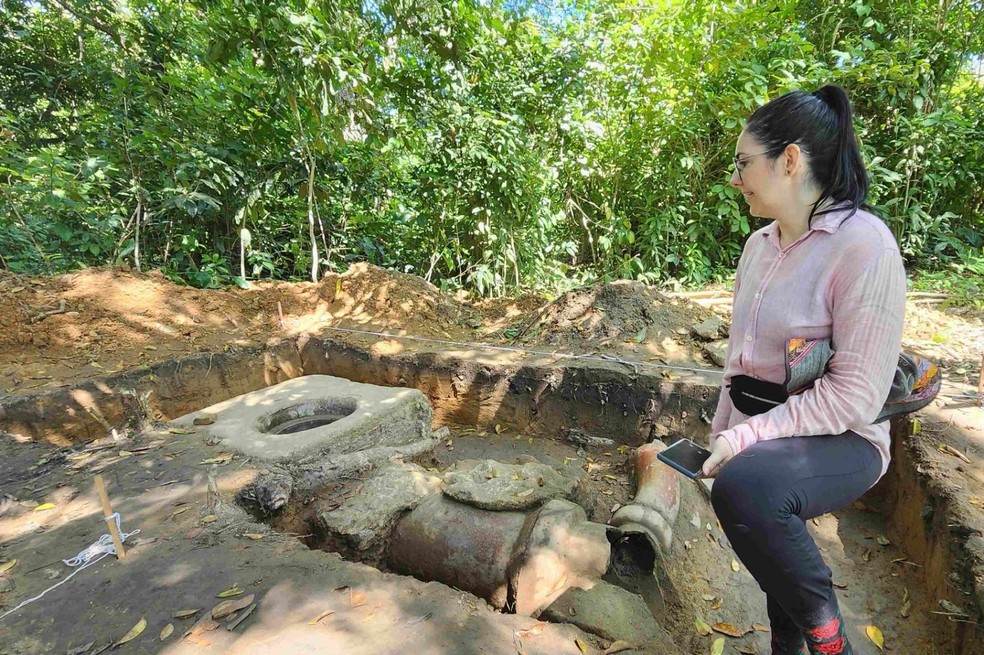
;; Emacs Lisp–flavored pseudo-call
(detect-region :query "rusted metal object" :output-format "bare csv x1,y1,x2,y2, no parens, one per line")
388,495,619,616
610,441,681,553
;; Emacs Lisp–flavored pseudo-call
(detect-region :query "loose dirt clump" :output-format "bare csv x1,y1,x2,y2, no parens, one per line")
512,280,717,365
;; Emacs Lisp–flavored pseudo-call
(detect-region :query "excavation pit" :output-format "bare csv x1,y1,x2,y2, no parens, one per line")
0,337,979,655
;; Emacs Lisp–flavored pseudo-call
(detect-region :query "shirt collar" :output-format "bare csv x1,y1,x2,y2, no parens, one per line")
761,201,856,247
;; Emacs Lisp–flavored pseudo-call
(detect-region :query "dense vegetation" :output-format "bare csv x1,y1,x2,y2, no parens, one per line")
2,0,982,295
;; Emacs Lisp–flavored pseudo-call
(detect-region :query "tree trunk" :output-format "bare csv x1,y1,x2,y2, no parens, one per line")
307,156,318,283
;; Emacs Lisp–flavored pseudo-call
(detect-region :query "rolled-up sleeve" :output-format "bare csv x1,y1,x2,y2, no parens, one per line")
715,248,906,455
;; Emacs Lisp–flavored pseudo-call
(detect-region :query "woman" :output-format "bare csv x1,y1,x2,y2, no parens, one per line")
701,85,906,655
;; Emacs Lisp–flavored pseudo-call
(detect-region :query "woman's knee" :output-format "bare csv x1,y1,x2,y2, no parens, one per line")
711,456,783,526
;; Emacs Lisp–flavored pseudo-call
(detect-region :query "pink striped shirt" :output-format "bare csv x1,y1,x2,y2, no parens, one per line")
711,205,907,478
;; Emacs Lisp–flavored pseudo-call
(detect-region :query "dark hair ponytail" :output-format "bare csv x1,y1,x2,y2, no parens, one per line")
745,84,869,223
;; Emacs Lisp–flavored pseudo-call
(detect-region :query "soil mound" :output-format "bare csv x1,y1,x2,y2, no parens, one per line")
514,281,714,361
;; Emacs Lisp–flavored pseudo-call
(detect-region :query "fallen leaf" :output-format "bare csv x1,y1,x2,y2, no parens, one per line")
183,617,220,639
0,560,16,574
517,622,545,639
751,623,769,632
865,625,884,650
167,427,196,435
575,637,588,654
114,617,146,647
170,507,190,519
172,609,201,619
242,533,264,540
833,581,848,589
731,559,740,572
901,587,911,618
34,503,55,512
862,549,871,562
309,609,335,624
701,594,716,602
852,500,869,511
635,325,648,343
19,500,39,509
201,515,218,524
350,589,367,607
217,586,244,598
515,488,536,498
200,453,233,465
226,603,256,631
603,640,633,654
212,594,255,619
332,585,350,592
160,624,174,641
911,418,921,434
695,617,713,636
118,450,134,458
713,622,743,638
711,636,725,655
876,535,890,547
711,598,723,611
494,424,504,434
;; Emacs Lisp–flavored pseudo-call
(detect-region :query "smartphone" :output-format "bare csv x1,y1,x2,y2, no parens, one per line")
657,438,712,479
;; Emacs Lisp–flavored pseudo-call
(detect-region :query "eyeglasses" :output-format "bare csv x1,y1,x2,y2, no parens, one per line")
733,151,770,184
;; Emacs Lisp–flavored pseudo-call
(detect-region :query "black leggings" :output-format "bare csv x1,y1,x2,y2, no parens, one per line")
711,433,881,627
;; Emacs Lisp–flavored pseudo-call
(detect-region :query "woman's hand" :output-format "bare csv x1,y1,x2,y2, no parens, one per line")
701,436,735,478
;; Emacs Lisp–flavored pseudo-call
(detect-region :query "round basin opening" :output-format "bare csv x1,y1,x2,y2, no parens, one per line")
260,398,358,435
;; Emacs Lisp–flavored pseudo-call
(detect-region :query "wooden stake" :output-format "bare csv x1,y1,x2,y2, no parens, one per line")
277,301,284,329
94,475,126,560
977,353,984,408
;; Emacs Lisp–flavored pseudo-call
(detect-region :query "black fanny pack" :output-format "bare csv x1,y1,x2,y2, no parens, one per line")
729,374,788,417
727,339,942,423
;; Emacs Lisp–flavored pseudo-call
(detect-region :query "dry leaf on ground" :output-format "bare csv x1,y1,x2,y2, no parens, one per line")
710,637,725,655
226,603,256,631
575,637,588,653
349,589,367,607
211,594,255,620
731,558,740,572
517,622,545,639
217,585,244,598
0,560,16,574
160,624,174,641
865,625,884,650
712,622,743,638
603,640,632,654
173,609,200,619
695,617,713,636
310,609,335,624
114,618,146,647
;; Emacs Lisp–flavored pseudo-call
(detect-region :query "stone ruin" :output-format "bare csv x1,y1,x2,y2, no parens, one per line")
174,374,684,647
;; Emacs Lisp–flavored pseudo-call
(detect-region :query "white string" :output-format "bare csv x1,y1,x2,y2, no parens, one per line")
0,513,139,620
318,325,725,376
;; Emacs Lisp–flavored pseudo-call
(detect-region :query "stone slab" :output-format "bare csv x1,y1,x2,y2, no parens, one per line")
443,458,580,510
173,375,432,464
317,464,442,559
541,580,675,650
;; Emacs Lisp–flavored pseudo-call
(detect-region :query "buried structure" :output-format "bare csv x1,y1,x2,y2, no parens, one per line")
0,334,981,654
182,375,677,630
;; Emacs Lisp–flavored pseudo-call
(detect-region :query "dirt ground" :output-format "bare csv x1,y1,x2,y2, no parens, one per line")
0,264,982,654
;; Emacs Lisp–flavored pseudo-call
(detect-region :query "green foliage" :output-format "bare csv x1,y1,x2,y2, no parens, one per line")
1,0,982,294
